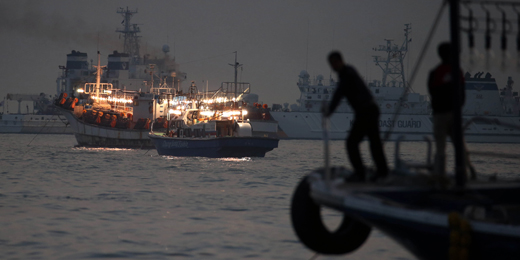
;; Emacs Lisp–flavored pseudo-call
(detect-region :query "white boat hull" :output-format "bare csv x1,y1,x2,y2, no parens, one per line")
59,108,153,148
0,114,72,134
270,111,520,143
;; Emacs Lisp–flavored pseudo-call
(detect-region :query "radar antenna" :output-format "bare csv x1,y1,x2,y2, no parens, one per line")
116,7,141,65
372,24,411,88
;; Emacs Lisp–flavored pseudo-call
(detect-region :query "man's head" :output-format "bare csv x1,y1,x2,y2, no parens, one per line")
437,42,451,63
328,51,345,72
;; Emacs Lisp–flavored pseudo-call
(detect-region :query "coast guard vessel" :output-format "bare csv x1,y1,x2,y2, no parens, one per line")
270,24,520,143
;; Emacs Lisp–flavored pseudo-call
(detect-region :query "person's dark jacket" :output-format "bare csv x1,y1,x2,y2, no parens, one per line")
427,63,465,114
328,65,375,114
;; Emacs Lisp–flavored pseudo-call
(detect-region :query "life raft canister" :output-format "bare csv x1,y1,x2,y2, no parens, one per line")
110,115,117,128
291,175,371,255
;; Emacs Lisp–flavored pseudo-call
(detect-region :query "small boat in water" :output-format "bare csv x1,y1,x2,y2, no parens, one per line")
149,61,279,158
149,131,279,158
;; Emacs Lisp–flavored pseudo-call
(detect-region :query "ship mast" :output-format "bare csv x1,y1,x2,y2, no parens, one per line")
229,51,242,100
93,51,106,102
373,24,411,88
116,7,141,65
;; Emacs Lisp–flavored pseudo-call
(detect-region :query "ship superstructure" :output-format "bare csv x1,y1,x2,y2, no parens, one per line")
270,24,520,143
56,7,186,100
291,24,429,116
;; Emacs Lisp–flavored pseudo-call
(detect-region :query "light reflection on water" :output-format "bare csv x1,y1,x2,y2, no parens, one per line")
0,134,518,259
73,147,135,152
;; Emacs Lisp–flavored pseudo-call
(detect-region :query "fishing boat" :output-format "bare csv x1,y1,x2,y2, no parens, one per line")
56,7,278,148
149,54,279,158
290,1,520,259
148,113,279,158
55,50,176,148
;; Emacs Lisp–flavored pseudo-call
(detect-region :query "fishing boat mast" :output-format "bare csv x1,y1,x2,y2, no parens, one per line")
93,51,105,102
230,51,242,100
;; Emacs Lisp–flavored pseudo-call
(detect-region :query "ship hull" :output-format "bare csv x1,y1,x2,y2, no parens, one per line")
0,114,72,134
149,134,279,158
58,108,154,149
271,111,520,143
248,119,279,138
303,172,520,260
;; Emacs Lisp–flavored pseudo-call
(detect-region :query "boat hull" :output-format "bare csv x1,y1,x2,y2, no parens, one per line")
306,172,520,260
149,134,279,157
58,107,154,149
0,114,72,134
271,111,520,143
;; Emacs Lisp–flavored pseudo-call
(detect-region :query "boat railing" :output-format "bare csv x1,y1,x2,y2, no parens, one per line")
83,83,114,95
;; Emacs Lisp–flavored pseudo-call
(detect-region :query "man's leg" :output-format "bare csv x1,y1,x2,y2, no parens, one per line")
433,113,450,176
347,117,367,177
366,107,388,177
448,120,476,180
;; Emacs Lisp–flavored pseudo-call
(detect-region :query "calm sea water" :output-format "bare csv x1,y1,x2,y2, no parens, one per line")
1,134,519,260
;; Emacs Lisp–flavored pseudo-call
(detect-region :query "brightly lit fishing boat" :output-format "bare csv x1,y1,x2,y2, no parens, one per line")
148,55,279,158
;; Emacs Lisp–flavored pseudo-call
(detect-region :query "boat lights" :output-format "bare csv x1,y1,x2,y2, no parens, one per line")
77,88,84,93
222,110,242,117
91,96,133,103
200,111,215,117
169,109,182,115
108,96,133,103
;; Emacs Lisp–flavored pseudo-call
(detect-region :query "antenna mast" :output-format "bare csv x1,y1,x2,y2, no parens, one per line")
372,24,411,88
116,7,141,65
93,51,106,101
229,51,242,100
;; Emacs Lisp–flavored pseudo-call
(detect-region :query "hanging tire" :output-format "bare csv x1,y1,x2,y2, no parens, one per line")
291,176,371,255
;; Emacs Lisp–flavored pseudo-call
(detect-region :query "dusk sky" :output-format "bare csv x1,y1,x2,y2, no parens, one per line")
0,0,517,109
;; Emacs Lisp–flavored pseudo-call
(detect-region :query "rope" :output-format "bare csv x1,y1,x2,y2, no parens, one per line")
308,253,319,260
383,0,448,142
22,116,53,156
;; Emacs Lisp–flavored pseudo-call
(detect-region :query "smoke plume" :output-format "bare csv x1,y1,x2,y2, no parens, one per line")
0,1,121,52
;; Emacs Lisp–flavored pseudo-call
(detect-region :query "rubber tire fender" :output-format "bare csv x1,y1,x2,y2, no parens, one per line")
290,176,372,255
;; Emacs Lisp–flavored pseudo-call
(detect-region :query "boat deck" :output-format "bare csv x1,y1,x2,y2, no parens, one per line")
309,168,520,225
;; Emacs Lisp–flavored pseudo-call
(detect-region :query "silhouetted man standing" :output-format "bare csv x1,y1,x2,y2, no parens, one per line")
325,51,388,182
428,42,475,179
